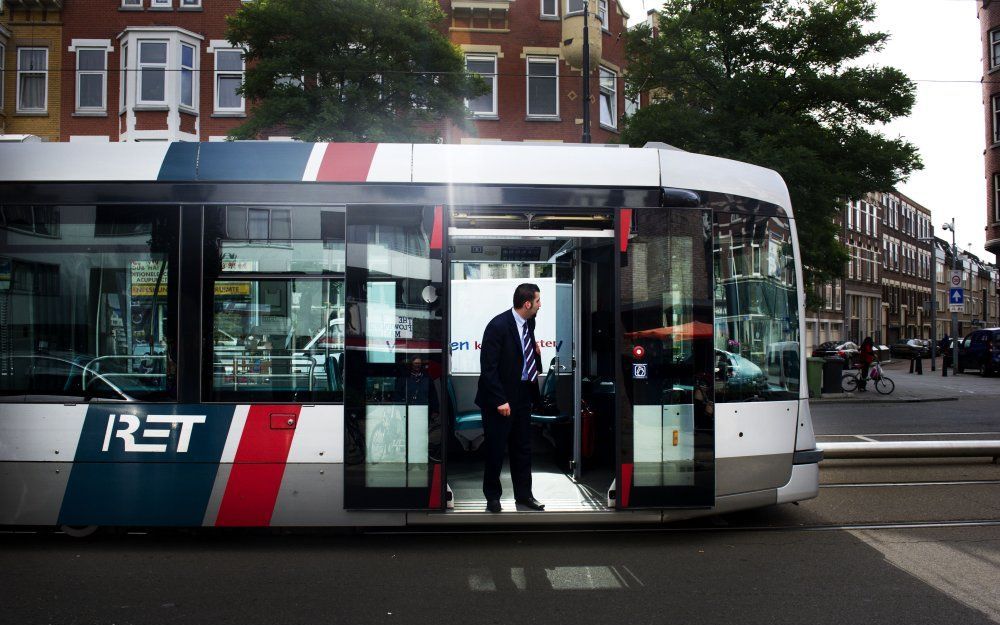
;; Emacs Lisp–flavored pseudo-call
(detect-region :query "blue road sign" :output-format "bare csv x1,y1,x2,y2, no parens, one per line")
949,288,964,305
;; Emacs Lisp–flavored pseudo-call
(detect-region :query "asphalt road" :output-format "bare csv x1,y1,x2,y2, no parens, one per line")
810,395,1000,435
3,399,998,625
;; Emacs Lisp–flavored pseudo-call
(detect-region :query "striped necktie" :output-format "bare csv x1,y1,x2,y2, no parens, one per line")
522,324,538,382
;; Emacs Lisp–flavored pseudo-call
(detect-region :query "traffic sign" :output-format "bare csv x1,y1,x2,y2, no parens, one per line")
948,287,964,312
950,270,962,287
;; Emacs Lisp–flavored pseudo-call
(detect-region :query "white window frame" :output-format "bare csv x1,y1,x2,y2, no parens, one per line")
212,45,246,113
121,0,142,7
180,42,196,109
137,39,168,105
992,30,1000,70
598,0,608,29
525,55,559,119
120,42,128,111
540,0,557,18
995,173,1000,223
599,66,616,129
994,94,1000,144
180,0,201,7
16,47,48,113
150,0,171,8
565,0,583,14
71,42,111,113
465,54,497,117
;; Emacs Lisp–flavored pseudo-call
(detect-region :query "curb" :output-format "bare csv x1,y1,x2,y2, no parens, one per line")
809,396,958,405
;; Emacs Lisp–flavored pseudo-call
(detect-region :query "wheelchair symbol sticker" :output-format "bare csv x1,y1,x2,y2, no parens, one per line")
633,363,648,379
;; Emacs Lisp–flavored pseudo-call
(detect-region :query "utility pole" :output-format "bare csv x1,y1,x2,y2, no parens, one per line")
943,218,960,373
581,0,592,144
919,230,937,371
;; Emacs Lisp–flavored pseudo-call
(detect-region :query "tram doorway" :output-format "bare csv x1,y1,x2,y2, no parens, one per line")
444,210,617,512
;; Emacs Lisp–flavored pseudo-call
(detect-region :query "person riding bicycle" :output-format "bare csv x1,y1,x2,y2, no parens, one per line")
858,336,877,392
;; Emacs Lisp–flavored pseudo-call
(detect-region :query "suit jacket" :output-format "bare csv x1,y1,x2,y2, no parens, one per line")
475,310,542,411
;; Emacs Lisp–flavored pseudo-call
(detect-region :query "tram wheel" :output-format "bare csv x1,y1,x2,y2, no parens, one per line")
60,524,99,538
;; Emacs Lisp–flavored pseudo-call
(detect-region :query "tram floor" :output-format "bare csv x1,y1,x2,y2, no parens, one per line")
447,456,611,513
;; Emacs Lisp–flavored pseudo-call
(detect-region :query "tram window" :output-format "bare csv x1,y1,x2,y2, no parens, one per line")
0,204,179,401
205,206,346,402
713,214,800,402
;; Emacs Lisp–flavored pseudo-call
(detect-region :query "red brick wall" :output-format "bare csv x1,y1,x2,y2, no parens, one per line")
442,0,629,143
60,0,247,141
981,0,1000,256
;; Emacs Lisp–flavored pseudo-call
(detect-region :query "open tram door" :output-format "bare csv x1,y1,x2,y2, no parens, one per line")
613,205,716,509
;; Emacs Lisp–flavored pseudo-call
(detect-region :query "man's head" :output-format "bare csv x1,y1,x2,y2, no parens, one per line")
513,283,541,319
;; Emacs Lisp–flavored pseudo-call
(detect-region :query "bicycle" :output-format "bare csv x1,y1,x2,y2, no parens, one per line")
841,361,894,395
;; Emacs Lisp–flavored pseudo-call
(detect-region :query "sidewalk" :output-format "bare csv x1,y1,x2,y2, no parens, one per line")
809,356,1000,404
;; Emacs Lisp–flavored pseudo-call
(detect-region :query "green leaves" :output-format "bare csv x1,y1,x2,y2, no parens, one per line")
622,0,922,306
226,0,486,142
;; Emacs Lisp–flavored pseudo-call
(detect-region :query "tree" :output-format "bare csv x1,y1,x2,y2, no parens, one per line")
622,0,922,304
226,0,485,142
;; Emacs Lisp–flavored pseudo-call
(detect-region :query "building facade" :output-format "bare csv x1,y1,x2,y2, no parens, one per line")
980,0,1000,260
447,0,629,144
39,0,629,144
933,238,1000,339
0,0,64,142
840,195,882,344
876,190,933,344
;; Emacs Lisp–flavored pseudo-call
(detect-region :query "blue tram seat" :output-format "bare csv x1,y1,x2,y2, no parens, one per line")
531,358,573,425
447,376,484,451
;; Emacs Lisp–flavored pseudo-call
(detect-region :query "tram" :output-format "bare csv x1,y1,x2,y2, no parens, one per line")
0,141,821,528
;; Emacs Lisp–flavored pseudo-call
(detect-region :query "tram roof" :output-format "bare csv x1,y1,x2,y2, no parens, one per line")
0,142,792,214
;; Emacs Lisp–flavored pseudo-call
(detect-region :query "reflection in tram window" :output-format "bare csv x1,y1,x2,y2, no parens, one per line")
0,204,178,401
621,209,714,493
344,206,442,494
205,206,346,402
713,214,800,402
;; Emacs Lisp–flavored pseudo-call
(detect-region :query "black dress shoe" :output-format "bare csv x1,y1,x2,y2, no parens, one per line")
486,499,501,513
515,497,545,511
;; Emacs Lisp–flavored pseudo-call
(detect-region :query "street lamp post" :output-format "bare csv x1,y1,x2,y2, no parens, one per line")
581,0,592,144
942,218,960,374
919,231,937,371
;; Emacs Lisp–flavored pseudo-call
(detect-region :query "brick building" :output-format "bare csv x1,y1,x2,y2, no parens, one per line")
981,0,1000,260
446,0,629,144
60,0,251,143
839,195,883,344
875,190,933,344
0,0,64,142
47,0,629,144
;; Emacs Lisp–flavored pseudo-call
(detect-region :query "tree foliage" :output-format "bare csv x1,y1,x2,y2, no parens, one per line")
622,0,922,306
226,0,485,142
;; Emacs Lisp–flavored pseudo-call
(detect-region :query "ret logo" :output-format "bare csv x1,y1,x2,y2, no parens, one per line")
101,413,207,453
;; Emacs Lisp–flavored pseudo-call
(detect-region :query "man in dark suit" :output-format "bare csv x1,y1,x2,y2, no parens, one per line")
475,283,545,512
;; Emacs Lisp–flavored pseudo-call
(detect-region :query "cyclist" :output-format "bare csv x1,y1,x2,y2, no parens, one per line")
858,336,877,392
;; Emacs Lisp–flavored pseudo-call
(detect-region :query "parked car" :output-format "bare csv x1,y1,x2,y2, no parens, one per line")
890,339,931,359
811,341,860,365
956,328,1000,376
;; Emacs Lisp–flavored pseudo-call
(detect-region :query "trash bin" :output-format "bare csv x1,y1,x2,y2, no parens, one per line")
807,357,824,398
822,356,845,394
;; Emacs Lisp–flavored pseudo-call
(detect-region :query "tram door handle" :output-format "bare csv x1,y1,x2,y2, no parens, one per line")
269,413,298,430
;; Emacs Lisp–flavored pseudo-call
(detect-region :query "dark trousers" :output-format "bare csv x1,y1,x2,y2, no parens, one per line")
482,382,534,501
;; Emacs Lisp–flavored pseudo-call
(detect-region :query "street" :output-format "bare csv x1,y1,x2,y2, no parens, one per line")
2,372,999,625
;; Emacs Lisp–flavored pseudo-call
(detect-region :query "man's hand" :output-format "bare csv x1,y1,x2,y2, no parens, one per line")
497,403,511,417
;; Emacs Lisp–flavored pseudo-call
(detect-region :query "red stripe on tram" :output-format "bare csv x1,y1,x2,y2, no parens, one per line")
619,208,632,253
428,463,442,508
215,405,300,527
620,462,633,509
316,143,378,182
430,205,443,250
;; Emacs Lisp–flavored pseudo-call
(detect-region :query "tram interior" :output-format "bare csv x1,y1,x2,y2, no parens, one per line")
446,209,617,512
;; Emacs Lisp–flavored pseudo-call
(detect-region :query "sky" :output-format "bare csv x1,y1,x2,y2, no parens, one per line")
618,0,991,260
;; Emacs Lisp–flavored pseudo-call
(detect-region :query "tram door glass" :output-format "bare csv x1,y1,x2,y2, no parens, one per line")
344,206,444,509
618,207,715,508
